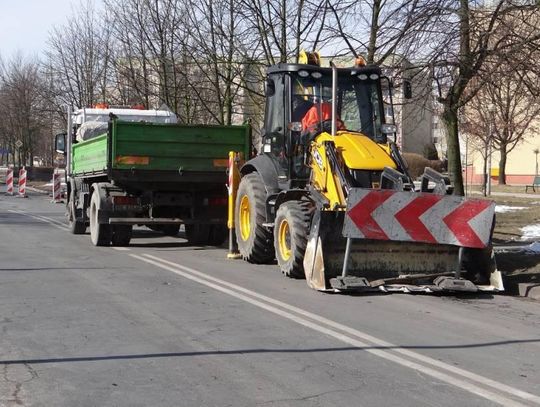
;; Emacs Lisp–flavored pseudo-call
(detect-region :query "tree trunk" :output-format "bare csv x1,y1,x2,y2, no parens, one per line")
442,105,465,196
498,144,507,185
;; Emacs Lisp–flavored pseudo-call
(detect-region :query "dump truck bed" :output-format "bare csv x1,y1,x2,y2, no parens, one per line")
71,121,251,188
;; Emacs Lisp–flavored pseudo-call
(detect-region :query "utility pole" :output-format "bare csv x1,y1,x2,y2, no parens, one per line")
534,148,539,177
484,106,496,197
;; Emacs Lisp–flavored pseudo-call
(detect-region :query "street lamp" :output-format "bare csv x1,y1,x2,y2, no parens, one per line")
485,105,496,196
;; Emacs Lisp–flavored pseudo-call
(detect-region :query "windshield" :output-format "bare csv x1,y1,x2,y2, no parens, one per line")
291,73,384,141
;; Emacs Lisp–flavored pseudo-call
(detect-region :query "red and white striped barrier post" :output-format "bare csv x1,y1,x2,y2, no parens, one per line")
52,168,63,203
5,167,14,196
18,167,27,198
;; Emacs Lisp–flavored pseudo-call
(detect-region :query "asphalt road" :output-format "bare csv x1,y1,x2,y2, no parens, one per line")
0,189,539,407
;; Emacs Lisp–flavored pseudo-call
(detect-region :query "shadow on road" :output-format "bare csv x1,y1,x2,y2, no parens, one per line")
0,338,539,365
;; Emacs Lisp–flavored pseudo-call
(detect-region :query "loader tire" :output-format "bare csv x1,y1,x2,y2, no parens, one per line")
235,172,274,263
274,201,311,278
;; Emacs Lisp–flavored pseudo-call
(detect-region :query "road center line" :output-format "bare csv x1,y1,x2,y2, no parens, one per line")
132,253,537,407
141,254,540,404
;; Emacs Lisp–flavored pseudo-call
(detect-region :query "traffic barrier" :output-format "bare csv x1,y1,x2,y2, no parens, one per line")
227,151,242,259
51,168,63,203
18,167,27,198
5,168,13,196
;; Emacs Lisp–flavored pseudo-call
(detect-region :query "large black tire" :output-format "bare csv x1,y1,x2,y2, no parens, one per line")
185,224,211,245
111,225,132,246
89,188,112,246
68,199,86,234
274,201,311,278
235,173,274,263
208,224,228,246
161,224,180,237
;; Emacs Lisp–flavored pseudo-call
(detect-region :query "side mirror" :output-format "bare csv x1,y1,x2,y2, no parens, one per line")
381,124,397,135
403,80,412,99
55,133,66,153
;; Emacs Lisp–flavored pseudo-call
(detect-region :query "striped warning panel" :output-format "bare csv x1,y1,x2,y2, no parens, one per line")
343,188,495,249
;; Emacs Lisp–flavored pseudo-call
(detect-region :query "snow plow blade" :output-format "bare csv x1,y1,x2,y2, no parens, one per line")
303,190,504,294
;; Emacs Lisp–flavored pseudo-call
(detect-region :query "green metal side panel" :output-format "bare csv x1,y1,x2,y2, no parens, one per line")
71,133,108,175
111,122,250,172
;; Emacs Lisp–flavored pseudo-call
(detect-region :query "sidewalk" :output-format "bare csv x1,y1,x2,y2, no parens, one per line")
469,190,540,199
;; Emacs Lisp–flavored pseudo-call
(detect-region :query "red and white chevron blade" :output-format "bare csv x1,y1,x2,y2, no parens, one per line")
343,188,495,248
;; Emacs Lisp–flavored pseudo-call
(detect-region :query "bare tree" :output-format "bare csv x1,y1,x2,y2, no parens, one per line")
464,66,540,185
45,0,113,109
428,1,540,195
0,55,49,166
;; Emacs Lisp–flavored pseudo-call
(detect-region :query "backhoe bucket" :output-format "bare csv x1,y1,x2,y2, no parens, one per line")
303,189,503,293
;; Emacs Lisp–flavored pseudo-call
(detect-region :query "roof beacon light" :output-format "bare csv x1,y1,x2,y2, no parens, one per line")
355,56,367,67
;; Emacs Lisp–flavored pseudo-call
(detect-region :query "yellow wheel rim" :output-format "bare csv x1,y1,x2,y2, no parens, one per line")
239,195,251,241
278,219,291,261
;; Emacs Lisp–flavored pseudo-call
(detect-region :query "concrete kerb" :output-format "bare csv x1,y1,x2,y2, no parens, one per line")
517,283,540,301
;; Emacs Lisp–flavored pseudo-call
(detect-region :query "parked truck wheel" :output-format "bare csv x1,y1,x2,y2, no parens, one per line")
111,225,132,246
274,201,311,278
208,224,227,246
68,200,86,234
161,224,180,237
235,172,274,263
89,188,112,246
185,224,211,245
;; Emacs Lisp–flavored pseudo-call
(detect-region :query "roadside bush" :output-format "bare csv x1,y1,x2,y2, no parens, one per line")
402,153,444,179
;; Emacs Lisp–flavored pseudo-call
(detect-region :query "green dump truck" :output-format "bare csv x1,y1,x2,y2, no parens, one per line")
55,106,251,246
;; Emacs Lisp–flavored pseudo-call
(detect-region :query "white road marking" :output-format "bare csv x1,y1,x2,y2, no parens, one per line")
8,209,69,231
112,247,131,251
5,208,538,405
132,253,539,407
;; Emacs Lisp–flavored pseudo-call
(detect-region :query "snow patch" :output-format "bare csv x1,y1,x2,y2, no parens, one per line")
495,205,527,213
521,224,540,240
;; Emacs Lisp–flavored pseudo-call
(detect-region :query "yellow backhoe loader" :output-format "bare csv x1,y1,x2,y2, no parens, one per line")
234,53,503,293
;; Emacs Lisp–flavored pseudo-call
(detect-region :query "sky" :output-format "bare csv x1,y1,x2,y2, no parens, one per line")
0,0,99,59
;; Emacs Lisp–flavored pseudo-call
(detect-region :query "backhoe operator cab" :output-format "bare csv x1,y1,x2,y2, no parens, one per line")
235,58,413,272
259,63,399,189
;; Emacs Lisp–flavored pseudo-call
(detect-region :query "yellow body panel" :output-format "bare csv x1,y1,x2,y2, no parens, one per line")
323,131,396,170
309,131,396,209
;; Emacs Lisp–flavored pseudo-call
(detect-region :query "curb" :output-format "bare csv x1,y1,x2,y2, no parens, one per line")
517,283,540,301
26,186,50,195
